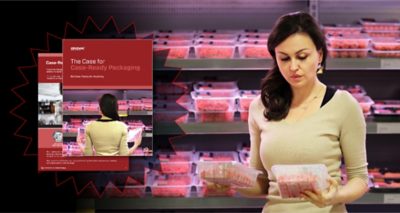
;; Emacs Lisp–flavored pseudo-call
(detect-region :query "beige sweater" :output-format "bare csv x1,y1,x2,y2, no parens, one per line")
84,117,129,156
248,90,368,213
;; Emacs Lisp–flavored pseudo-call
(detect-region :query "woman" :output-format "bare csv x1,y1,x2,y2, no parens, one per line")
84,93,141,156
239,12,368,212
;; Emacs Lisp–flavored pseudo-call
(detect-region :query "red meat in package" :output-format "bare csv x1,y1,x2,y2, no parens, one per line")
272,164,329,199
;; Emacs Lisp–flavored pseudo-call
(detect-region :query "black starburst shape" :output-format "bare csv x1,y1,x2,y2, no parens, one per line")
12,16,188,198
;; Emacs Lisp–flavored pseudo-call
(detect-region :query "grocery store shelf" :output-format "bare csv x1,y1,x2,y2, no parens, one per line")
154,120,400,135
154,58,400,71
88,192,399,210
64,132,153,138
63,110,152,116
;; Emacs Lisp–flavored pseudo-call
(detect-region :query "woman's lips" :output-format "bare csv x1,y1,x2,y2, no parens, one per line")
290,74,302,80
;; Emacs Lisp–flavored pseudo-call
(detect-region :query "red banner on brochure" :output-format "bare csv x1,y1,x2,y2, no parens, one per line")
62,39,152,89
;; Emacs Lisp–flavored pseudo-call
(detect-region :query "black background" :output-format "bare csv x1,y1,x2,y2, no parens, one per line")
3,1,79,212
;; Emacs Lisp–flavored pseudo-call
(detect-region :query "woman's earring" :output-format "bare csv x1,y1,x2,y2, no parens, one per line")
317,63,324,74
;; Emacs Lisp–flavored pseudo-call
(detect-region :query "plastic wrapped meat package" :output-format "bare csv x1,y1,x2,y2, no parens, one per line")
194,110,235,122
330,85,367,99
129,100,143,111
149,173,195,197
238,90,261,110
238,40,271,58
127,127,143,143
196,29,239,41
197,161,261,188
371,49,400,58
193,81,238,94
196,151,238,163
271,164,329,199
372,38,400,51
197,180,236,197
237,90,260,121
354,95,374,114
372,100,400,116
361,21,400,31
365,30,400,38
368,167,400,192
191,90,237,112
153,40,191,59
323,25,362,36
157,151,194,174
326,34,370,49
328,48,368,58
194,40,236,59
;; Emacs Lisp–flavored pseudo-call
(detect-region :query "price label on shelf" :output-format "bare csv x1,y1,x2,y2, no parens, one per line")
381,59,400,69
384,194,400,204
376,123,400,134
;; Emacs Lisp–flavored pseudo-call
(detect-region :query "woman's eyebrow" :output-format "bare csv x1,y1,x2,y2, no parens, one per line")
277,48,310,55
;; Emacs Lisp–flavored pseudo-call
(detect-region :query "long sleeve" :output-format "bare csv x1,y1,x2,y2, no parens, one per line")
248,98,267,174
118,123,129,156
84,124,93,156
340,93,368,184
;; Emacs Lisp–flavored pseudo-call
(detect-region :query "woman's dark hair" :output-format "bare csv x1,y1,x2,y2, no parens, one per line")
99,93,120,120
261,11,327,121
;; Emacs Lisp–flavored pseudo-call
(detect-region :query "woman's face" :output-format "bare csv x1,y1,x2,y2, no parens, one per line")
274,32,322,89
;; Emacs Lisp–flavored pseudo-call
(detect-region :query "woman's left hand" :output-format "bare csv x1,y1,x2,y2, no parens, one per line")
301,177,340,208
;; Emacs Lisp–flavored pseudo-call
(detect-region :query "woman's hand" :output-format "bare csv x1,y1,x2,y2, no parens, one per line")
301,178,340,208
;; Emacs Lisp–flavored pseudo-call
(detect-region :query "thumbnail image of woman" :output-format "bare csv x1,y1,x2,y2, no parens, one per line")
84,93,141,156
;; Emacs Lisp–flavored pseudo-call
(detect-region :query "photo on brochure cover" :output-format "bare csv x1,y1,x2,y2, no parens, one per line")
62,89,153,157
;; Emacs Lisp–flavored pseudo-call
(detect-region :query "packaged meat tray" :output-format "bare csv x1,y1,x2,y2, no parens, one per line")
197,30,239,40
196,151,238,163
372,38,400,50
153,40,191,59
154,102,189,123
371,49,400,58
194,40,236,59
238,41,271,58
271,164,329,199
193,110,235,122
238,90,261,111
354,95,374,114
365,30,400,38
361,20,400,31
196,181,236,197
149,173,194,197
323,25,362,36
193,81,238,93
328,48,368,58
191,91,238,112
129,100,144,111
238,109,249,121
326,34,370,49
372,100,400,117
370,180,400,193
157,151,194,174
197,161,262,188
